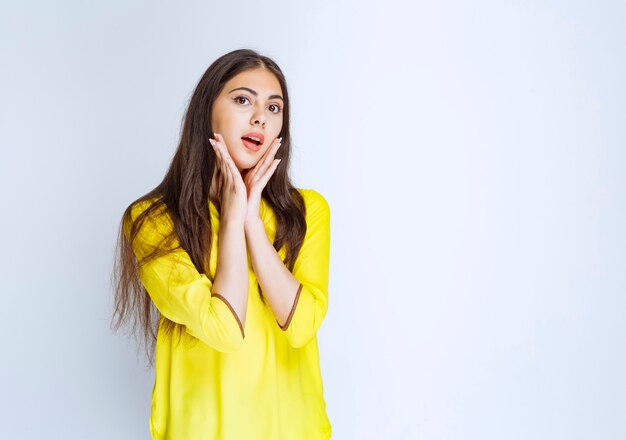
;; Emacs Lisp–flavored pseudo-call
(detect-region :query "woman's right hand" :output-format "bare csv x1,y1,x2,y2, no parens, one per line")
209,134,248,225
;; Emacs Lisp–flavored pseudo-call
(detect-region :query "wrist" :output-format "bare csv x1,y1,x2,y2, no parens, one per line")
244,216,264,232
220,217,246,232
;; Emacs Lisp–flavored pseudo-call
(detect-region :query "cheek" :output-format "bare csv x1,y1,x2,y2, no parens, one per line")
210,104,236,132
212,115,228,133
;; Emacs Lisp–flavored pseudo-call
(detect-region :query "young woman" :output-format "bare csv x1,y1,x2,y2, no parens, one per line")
111,49,332,439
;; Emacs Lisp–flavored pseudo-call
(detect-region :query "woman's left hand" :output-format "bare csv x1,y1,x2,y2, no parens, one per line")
242,136,282,223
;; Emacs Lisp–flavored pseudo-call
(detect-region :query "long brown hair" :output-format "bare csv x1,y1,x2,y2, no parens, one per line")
110,48,307,366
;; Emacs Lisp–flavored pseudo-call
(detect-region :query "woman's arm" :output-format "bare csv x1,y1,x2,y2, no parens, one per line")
244,217,302,328
212,218,249,330
245,189,331,348
127,201,246,352
209,134,251,332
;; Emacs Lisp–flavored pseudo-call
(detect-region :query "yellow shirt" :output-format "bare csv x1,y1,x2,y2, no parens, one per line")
127,188,332,439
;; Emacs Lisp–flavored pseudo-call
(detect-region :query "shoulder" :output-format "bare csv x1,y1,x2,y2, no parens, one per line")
129,198,154,221
295,188,330,220
129,196,168,219
126,196,172,240
296,187,329,208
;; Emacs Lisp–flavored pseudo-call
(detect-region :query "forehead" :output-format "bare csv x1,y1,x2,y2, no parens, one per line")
223,68,282,95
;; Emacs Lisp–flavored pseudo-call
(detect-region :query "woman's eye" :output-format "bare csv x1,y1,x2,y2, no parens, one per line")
234,96,281,114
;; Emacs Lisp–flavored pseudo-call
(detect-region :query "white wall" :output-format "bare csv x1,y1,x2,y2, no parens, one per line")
1,0,624,438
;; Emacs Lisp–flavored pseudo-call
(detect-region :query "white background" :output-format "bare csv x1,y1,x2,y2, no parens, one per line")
1,1,624,439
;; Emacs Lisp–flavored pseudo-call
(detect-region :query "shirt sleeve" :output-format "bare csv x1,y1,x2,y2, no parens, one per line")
126,201,245,353
277,189,331,348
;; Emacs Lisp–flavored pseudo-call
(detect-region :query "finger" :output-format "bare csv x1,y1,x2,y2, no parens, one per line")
210,137,223,167
260,137,282,171
249,137,282,185
216,166,224,197
221,152,232,193
225,153,245,192
209,138,223,185
214,134,237,183
214,133,246,187
214,133,235,163
248,137,281,177
210,138,226,189
211,137,231,197
258,158,282,187
213,136,232,190
248,137,272,175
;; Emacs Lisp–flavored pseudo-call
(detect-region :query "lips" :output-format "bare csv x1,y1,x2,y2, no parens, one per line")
242,138,262,152
241,132,264,146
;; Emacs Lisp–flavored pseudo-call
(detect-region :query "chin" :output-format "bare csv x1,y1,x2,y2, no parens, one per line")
234,160,252,174
236,156,258,170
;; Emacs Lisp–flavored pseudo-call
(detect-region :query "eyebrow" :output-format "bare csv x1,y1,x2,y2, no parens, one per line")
228,87,284,102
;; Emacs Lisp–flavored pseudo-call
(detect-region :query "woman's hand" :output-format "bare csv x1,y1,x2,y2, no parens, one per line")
209,133,248,225
241,137,282,223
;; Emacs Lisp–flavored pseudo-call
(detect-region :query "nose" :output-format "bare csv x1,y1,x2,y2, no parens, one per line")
251,108,266,127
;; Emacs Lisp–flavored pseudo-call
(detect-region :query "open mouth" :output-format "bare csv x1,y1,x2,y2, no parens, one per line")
241,136,262,146
242,137,262,151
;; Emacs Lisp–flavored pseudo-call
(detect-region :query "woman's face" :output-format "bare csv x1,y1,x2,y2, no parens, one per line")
211,68,284,173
